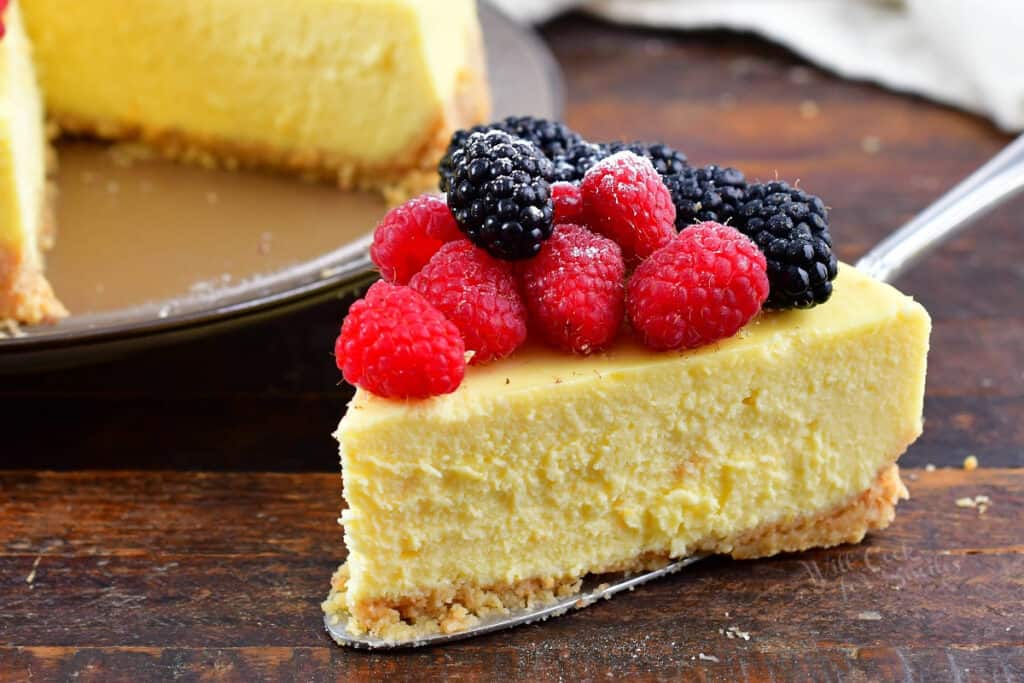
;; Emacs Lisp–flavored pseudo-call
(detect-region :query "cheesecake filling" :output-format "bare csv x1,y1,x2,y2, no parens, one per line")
20,0,489,198
327,266,931,640
0,0,63,323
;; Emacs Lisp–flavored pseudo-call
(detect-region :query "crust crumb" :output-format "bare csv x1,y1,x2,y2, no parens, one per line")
955,494,991,514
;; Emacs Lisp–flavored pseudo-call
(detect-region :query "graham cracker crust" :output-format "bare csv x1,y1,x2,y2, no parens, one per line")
324,564,584,643
0,242,66,324
47,33,490,205
323,464,909,642
0,143,66,325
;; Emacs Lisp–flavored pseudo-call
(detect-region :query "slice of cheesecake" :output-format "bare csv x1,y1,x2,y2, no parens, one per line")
0,0,64,323
21,0,489,201
324,264,930,641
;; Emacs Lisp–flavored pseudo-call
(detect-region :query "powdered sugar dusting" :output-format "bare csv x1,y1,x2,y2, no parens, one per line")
569,245,603,260
590,149,655,179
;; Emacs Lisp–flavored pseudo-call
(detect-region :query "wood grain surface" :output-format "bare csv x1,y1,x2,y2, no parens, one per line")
1,468,1021,681
1,13,1022,682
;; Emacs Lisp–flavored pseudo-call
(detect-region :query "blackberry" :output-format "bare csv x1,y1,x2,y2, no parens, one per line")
664,164,747,230
608,141,688,176
501,115,584,160
439,123,494,193
735,181,838,309
439,116,583,192
446,130,555,261
552,142,609,182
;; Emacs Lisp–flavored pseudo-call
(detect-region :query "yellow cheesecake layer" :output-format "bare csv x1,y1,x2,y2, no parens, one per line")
21,0,489,196
0,0,63,323
331,264,931,639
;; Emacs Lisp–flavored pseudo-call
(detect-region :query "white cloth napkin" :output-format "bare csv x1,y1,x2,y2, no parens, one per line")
491,0,1024,132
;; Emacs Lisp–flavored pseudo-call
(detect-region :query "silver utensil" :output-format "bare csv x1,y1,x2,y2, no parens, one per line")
326,133,1024,650
857,132,1024,281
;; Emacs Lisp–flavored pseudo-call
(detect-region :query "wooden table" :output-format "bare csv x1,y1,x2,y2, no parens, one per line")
2,15,1022,682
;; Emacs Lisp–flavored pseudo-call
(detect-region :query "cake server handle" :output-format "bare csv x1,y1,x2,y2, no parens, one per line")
857,132,1024,283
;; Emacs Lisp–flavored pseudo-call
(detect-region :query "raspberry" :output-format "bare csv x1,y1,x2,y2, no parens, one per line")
423,207,464,244
446,130,555,260
520,224,625,354
581,151,676,264
627,222,769,351
0,1,10,41
410,241,527,364
369,194,459,284
551,181,584,225
334,281,465,399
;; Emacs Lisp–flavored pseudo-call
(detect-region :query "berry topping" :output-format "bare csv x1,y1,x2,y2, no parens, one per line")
520,224,625,354
410,241,528,364
0,0,9,40
439,116,583,192
500,115,585,162
551,142,609,183
581,151,676,264
439,124,492,194
736,181,837,309
369,194,460,284
335,281,466,399
551,181,584,225
627,222,769,351
340,120,846,399
664,164,747,230
446,130,556,261
423,207,464,245
608,142,688,176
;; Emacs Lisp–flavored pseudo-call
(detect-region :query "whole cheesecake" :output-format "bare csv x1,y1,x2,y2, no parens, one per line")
324,264,931,641
0,0,489,324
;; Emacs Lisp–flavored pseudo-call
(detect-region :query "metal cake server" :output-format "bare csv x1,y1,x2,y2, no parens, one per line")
325,133,1024,649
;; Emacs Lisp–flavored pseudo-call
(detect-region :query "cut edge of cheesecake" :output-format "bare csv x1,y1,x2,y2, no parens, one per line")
0,0,65,325
323,462,910,641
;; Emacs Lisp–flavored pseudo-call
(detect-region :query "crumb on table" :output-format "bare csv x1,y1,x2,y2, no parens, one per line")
955,494,991,514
